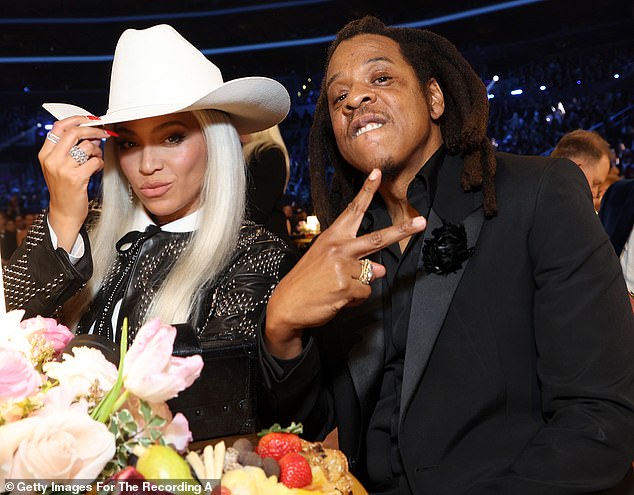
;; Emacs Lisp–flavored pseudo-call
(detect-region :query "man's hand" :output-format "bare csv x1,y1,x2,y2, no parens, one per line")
264,168,426,359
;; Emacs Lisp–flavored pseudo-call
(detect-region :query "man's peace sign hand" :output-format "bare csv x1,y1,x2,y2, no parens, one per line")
264,168,426,359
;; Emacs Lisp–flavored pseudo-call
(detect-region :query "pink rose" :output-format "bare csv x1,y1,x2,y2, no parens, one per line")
9,409,115,481
124,318,203,403
0,348,42,402
21,315,73,352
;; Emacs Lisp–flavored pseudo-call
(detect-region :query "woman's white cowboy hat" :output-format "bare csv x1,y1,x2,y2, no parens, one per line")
42,24,290,134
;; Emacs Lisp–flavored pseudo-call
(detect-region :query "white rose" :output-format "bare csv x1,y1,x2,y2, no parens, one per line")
0,310,32,359
0,416,40,491
10,410,115,481
43,346,118,397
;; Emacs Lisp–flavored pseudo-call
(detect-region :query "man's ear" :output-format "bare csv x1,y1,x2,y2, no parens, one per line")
428,78,445,120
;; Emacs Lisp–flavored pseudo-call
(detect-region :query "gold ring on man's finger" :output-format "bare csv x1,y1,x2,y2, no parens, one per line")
358,258,374,285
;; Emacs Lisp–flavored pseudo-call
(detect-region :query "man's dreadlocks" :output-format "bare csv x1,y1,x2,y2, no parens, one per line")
309,15,497,227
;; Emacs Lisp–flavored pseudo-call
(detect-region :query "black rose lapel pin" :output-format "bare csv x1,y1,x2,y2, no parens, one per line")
422,221,475,275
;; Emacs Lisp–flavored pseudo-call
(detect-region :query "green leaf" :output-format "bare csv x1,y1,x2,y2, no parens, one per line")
91,318,130,423
148,416,167,428
257,421,304,436
139,400,152,424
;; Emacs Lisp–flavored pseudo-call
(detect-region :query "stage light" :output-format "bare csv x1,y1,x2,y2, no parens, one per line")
539,85,546,91
510,89,523,96
576,80,582,85
488,94,495,99
23,86,30,92
493,75,499,82
614,73,620,79
44,124,53,130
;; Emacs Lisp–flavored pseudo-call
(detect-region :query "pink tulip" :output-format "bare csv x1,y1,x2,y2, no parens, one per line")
163,413,193,452
0,348,42,402
123,318,203,403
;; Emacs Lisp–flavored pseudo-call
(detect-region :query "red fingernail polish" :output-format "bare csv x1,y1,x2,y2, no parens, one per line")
86,115,101,120
104,130,119,137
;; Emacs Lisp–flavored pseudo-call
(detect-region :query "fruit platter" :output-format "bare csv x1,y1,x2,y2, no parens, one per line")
103,423,366,495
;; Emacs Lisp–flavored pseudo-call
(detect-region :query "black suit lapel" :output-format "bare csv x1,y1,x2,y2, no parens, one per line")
400,152,486,423
400,207,484,421
341,253,384,416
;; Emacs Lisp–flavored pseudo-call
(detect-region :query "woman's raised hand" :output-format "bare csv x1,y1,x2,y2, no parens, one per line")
38,116,115,251
264,168,426,359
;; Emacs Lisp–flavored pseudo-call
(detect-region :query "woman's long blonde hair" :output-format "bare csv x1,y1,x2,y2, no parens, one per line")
65,109,246,327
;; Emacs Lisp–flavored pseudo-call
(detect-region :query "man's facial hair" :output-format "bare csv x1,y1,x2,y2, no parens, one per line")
378,159,400,181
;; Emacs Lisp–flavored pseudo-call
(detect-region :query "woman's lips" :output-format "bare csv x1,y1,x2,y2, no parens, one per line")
139,182,172,198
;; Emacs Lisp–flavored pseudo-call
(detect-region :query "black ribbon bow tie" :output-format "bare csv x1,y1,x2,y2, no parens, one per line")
116,224,162,254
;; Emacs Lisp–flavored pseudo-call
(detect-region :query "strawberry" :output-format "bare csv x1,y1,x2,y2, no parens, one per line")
278,452,312,489
256,422,304,461
256,431,302,461
210,486,231,495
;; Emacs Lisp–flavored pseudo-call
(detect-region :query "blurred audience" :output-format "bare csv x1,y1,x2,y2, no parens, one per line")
0,40,632,227
1,216,17,265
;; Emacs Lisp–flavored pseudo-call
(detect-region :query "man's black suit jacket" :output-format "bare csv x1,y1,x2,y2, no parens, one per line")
599,178,634,257
260,152,634,494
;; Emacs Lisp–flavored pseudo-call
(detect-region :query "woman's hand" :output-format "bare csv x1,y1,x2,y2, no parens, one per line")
38,116,114,252
264,169,426,359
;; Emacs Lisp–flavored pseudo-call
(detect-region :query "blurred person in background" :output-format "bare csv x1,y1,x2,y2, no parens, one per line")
599,177,634,312
595,165,622,212
241,124,295,251
551,129,612,212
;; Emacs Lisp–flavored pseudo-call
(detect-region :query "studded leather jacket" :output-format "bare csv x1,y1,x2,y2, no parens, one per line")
4,212,296,347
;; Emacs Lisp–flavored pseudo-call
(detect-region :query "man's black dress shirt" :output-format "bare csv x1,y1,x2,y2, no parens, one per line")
363,146,445,494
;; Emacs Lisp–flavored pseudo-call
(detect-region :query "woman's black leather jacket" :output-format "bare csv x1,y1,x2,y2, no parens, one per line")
4,212,296,347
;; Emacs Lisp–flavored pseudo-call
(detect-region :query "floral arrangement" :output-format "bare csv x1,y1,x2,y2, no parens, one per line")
0,310,203,493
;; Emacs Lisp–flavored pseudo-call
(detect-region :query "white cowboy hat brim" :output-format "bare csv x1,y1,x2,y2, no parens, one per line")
43,77,289,134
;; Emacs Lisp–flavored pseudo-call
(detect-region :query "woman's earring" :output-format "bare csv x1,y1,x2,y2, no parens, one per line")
128,183,134,204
